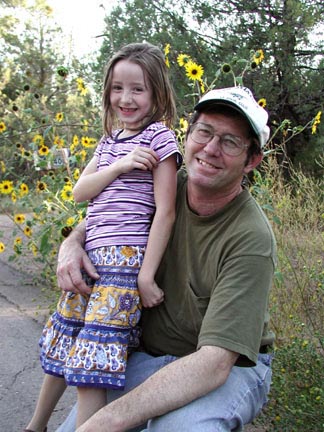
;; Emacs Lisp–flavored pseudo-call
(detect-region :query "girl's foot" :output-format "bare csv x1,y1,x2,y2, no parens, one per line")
23,428,47,432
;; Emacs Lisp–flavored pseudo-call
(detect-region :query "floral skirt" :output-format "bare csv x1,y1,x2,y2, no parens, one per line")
39,245,145,389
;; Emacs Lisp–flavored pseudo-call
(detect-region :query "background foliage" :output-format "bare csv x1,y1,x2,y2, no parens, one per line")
0,0,323,430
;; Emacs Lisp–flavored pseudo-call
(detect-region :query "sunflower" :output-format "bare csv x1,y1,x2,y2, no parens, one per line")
19,183,29,197
76,78,88,96
73,168,80,180
54,136,65,148
81,136,96,148
0,242,5,253
253,49,265,65
312,110,322,134
14,237,22,246
0,121,7,133
14,214,26,224
33,134,44,146
258,98,267,108
66,216,75,226
30,243,38,256
70,143,77,154
221,64,232,74
24,226,32,237
179,118,188,132
36,181,47,192
38,145,49,156
83,120,88,132
177,54,191,67
61,226,73,238
55,112,64,122
185,61,204,81
78,149,87,162
57,66,69,78
73,135,79,145
164,43,170,56
164,44,171,68
0,161,5,173
61,185,73,202
0,180,13,195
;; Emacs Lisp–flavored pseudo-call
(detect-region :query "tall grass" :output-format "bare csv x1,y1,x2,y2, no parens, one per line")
251,154,324,430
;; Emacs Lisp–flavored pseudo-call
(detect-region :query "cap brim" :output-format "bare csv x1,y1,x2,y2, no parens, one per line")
194,99,259,138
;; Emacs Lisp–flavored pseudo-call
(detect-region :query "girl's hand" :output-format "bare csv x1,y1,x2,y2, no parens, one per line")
137,277,164,308
116,146,159,174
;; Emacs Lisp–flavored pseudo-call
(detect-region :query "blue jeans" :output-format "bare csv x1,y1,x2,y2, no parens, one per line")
56,351,272,432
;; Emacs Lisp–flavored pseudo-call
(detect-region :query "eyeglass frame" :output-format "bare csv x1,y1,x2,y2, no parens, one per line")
188,121,250,157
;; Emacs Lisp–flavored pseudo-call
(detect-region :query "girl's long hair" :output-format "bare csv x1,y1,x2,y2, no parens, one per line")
102,42,177,136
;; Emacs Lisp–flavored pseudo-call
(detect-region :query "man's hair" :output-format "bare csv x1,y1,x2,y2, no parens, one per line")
188,105,262,159
102,43,177,135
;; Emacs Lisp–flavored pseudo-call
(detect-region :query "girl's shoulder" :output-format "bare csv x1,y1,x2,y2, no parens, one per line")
145,121,171,133
143,122,176,141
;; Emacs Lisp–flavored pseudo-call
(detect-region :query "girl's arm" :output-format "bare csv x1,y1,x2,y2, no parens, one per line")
137,154,177,307
73,147,159,202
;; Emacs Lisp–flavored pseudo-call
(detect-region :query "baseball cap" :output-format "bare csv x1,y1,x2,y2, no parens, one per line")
194,86,270,148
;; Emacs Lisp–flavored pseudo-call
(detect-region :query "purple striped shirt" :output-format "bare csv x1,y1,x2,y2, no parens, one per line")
85,122,182,251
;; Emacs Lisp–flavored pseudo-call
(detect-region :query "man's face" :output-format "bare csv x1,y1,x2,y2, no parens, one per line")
185,112,260,194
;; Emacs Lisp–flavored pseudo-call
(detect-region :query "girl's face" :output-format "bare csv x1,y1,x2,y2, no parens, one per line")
110,60,153,134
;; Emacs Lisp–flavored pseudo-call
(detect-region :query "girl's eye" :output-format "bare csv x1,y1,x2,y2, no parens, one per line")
112,85,122,91
133,87,144,93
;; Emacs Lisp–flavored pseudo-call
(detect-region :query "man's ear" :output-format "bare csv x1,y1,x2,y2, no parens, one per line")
243,153,263,174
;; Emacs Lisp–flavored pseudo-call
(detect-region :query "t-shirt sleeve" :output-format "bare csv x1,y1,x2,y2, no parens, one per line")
150,127,183,168
94,136,106,159
197,254,275,366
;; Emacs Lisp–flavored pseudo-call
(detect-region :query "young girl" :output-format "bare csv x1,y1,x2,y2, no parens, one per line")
24,42,182,431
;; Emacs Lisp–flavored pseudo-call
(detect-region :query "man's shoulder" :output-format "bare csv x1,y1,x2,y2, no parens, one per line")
234,191,277,252
237,190,268,220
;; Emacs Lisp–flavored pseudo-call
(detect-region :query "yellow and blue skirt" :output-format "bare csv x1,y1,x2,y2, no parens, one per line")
39,245,144,389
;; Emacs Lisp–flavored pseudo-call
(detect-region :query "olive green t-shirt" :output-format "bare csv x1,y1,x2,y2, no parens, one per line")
141,170,276,366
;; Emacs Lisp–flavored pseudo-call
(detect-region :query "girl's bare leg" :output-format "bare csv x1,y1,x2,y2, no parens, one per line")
25,374,67,431
76,387,107,427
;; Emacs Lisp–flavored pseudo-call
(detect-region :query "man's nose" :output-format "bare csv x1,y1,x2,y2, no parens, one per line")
203,135,222,155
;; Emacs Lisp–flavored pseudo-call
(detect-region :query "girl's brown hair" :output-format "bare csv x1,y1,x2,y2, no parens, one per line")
102,43,177,136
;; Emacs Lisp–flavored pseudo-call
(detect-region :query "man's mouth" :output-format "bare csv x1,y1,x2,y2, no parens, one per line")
197,158,219,170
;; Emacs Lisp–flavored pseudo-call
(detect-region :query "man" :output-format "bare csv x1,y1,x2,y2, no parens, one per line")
56,86,276,432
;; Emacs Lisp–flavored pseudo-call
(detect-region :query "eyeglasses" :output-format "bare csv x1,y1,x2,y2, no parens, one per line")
189,122,249,157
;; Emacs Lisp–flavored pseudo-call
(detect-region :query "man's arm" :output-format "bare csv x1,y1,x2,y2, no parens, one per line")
77,345,239,432
56,220,99,294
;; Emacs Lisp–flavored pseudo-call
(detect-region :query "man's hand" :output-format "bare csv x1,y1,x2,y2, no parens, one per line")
56,221,99,294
